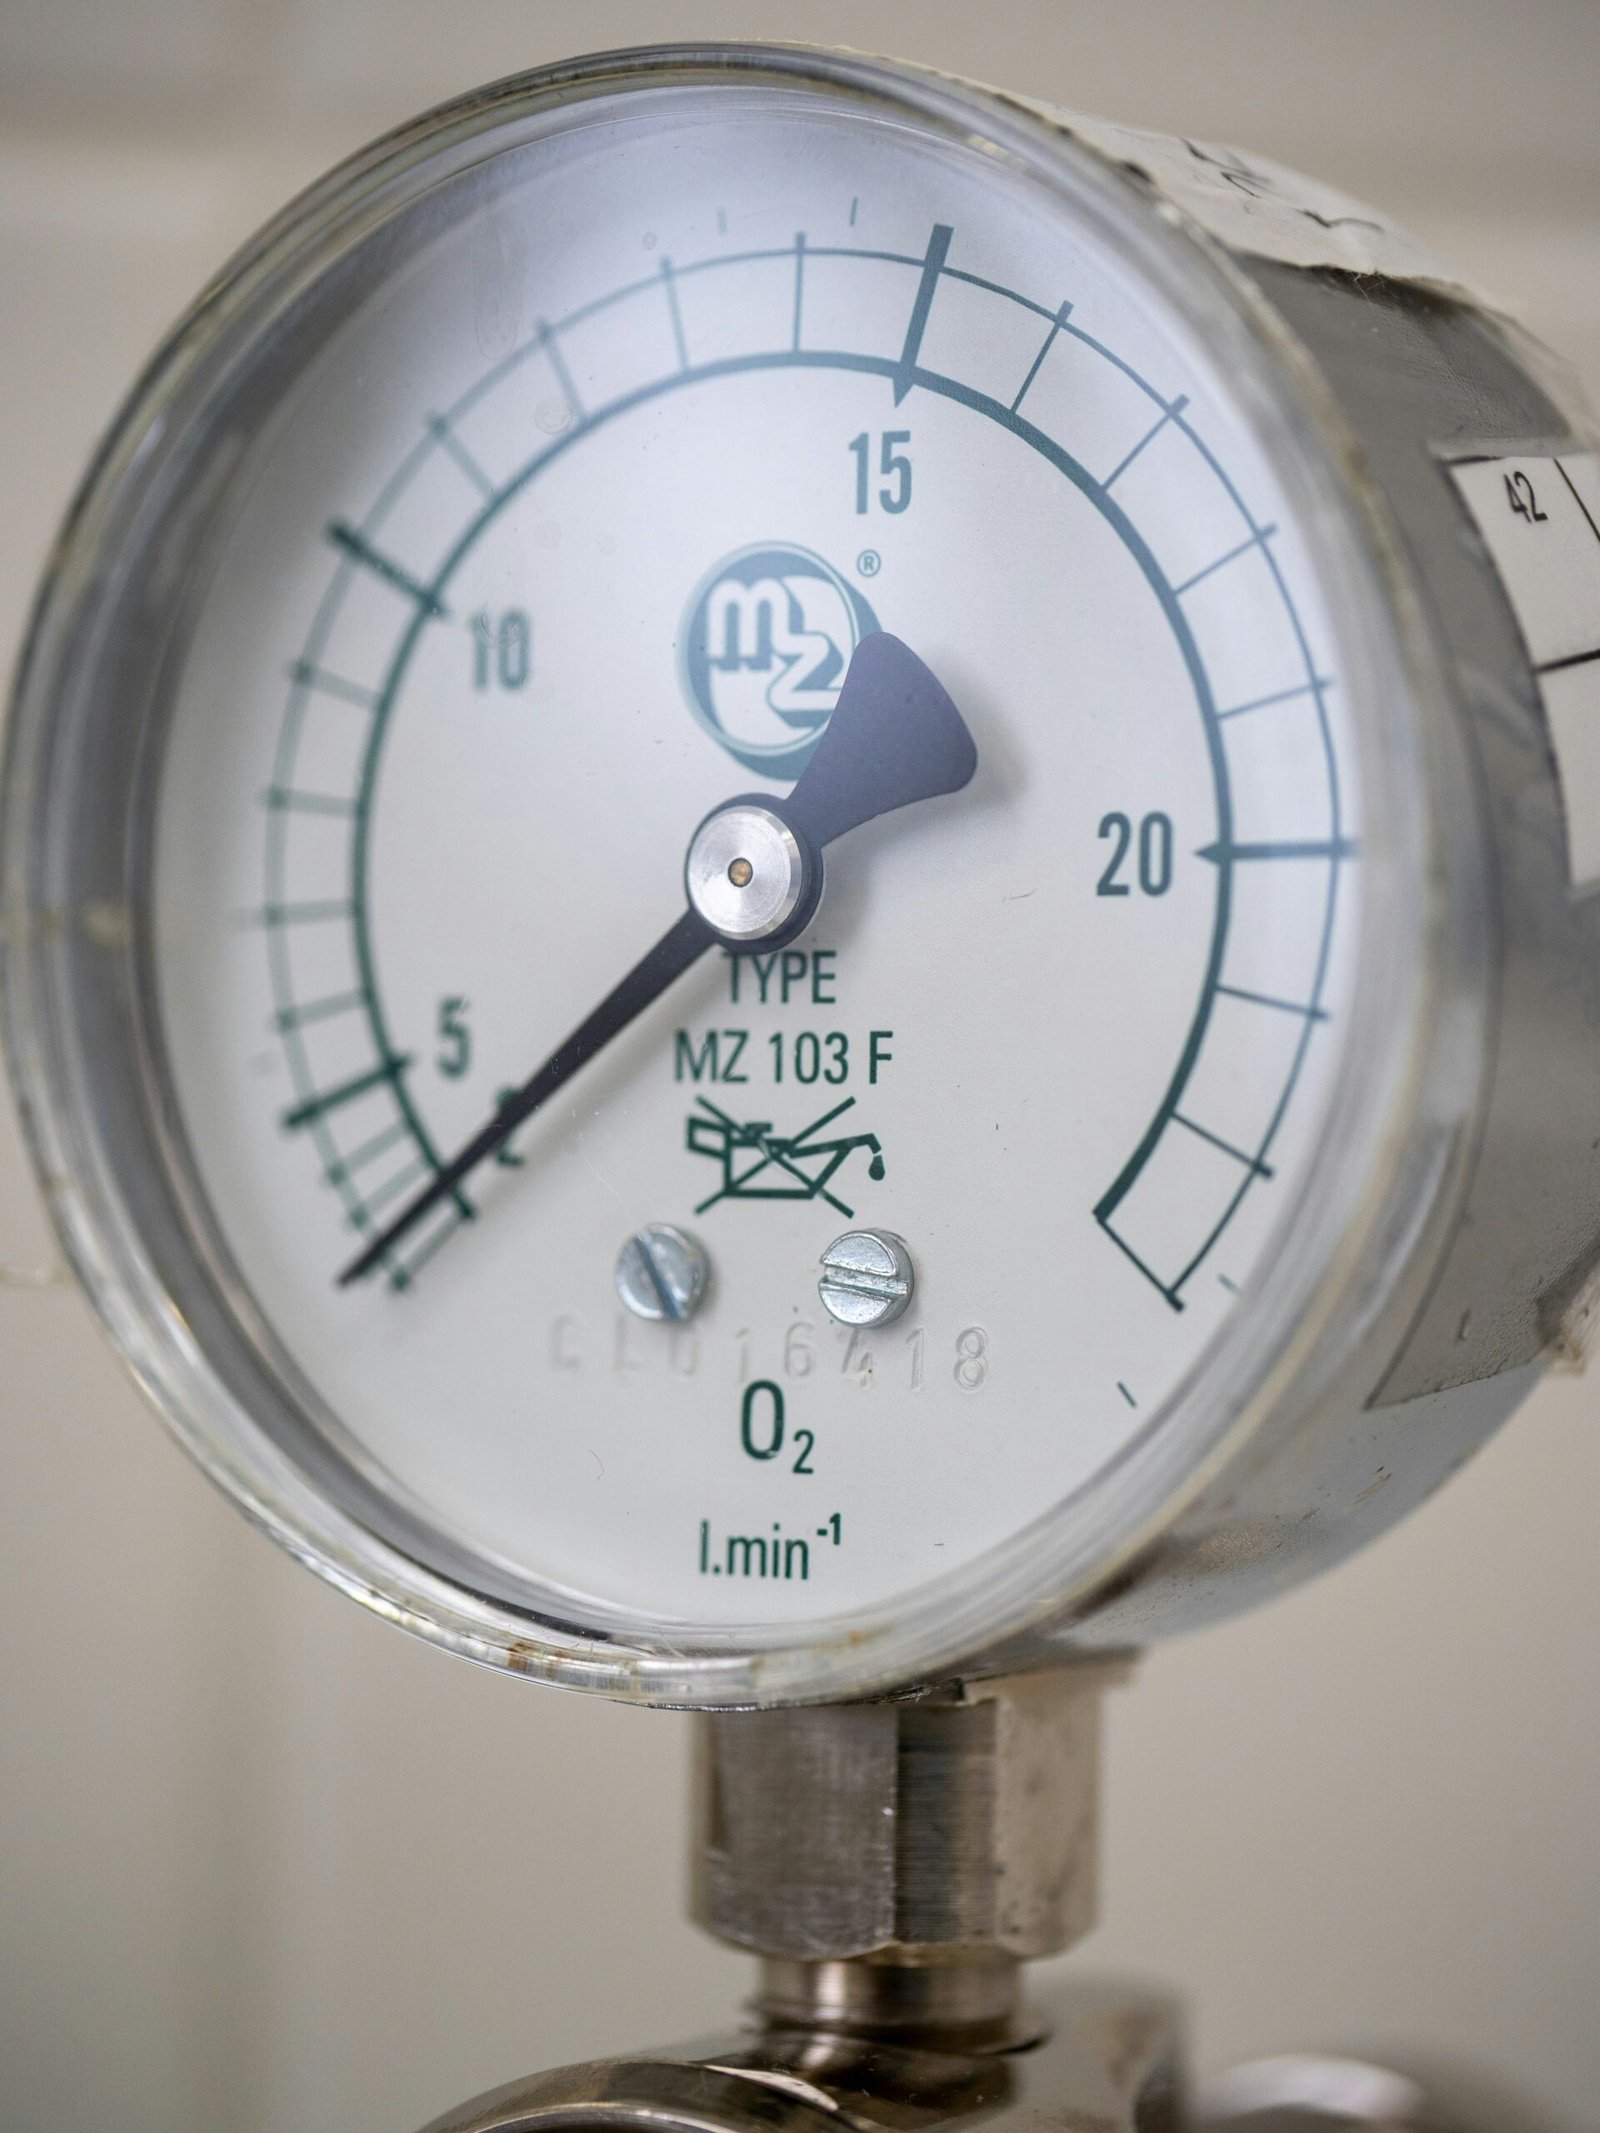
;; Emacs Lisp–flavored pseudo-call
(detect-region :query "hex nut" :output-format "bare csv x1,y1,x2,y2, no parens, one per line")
691,1667,1127,1962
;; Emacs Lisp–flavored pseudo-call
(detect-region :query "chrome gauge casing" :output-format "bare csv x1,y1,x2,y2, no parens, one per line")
5,45,1598,1705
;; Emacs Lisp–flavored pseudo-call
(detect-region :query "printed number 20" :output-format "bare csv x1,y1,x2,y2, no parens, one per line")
1097,812,1174,897
850,431,912,514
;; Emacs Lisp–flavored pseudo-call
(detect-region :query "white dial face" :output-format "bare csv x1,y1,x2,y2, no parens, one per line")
154,81,1362,1632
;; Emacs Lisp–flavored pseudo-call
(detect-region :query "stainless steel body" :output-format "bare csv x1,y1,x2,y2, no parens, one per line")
3,47,1597,1702
1045,260,1600,1650
1,40,1587,2133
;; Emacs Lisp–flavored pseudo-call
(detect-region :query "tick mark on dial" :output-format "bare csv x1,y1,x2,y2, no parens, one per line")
282,1055,412,1132
1010,298,1073,415
892,221,954,405
326,522,447,617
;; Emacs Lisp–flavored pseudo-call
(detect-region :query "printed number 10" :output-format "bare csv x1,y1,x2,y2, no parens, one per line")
471,607,531,690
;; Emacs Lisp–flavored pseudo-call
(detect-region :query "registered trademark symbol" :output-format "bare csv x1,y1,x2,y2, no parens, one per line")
856,549,882,578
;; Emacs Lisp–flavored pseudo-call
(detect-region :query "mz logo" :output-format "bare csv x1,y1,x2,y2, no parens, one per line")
680,544,880,780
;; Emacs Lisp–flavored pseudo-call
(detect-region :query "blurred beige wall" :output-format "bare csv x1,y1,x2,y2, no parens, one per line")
1,6,1597,2131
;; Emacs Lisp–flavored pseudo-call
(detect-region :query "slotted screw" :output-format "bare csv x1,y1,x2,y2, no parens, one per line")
818,1229,915,1328
615,1224,710,1322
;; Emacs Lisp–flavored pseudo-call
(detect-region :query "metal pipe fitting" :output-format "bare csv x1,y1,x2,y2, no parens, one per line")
753,1952,1027,2050
691,1665,1126,2028
415,1987,1181,2133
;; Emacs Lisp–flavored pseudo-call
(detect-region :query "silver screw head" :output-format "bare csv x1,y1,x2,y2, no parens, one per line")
818,1228,915,1328
615,1224,710,1322
685,802,808,943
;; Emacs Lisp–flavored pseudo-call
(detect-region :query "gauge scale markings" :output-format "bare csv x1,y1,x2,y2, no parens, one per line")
265,224,1349,1302
23,44,1595,1697
33,50,1537,1675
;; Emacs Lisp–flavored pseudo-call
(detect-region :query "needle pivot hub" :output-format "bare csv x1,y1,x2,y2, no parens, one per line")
685,800,820,946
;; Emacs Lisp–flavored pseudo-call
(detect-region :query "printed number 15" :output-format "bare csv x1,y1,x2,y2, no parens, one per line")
850,431,913,515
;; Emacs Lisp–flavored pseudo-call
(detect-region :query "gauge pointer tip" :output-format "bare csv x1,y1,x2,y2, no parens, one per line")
785,632,977,851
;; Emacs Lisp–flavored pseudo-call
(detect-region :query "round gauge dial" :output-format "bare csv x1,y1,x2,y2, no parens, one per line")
3,49,1439,1702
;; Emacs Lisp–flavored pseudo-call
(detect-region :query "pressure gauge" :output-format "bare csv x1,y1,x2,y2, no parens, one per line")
7,44,1600,1708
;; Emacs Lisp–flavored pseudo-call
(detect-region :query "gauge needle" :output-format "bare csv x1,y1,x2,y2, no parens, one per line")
337,632,977,1286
